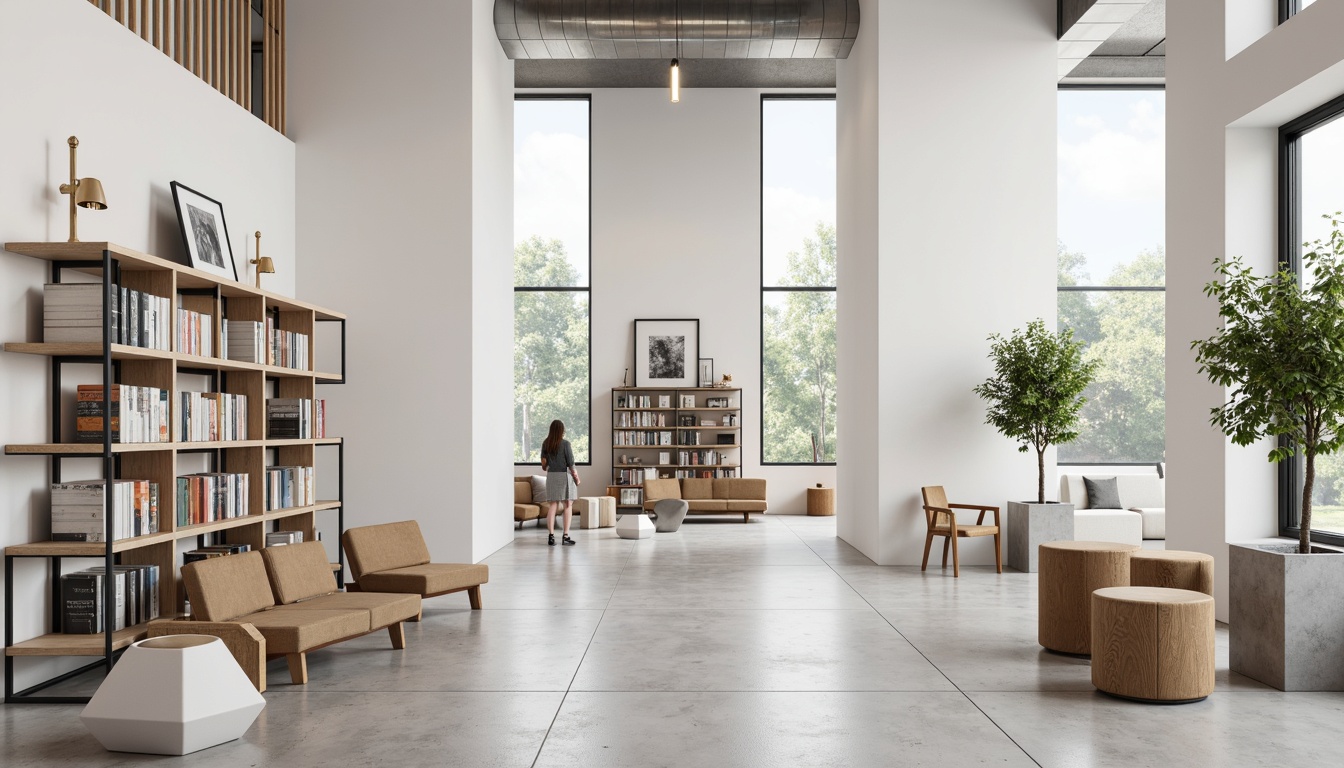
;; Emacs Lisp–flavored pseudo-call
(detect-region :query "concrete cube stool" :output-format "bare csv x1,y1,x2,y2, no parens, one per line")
576,497,617,529
1130,550,1214,595
1038,540,1139,655
1091,586,1215,703
616,512,654,539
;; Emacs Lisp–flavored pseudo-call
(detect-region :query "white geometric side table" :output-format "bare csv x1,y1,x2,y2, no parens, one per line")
81,635,266,755
616,512,655,539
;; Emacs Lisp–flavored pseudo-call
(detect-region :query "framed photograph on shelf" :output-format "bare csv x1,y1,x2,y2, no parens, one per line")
170,181,238,282
658,395,671,408
706,397,730,408
679,395,696,408
678,414,696,426
633,319,699,387
619,488,644,507
698,358,714,388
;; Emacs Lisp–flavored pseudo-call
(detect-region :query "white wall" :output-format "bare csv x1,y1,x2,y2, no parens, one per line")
514,88,837,514
1167,0,1344,620
0,0,295,692
835,0,1058,565
288,0,515,564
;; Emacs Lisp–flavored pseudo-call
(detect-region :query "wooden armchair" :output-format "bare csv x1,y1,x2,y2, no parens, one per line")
920,486,1002,577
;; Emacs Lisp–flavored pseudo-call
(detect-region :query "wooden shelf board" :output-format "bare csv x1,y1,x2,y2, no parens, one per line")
313,371,343,382
614,444,740,449
614,464,740,469
4,242,345,320
612,408,677,412
267,437,341,446
6,622,151,657
3,342,175,362
5,442,174,455
613,387,741,392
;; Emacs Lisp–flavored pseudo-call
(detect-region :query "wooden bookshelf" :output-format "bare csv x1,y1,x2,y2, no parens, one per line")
1,241,347,702
610,386,743,509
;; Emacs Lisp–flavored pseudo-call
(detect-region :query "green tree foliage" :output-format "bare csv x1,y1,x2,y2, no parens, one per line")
514,236,589,462
1192,217,1344,553
763,222,837,463
975,320,1098,504
1057,246,1166,463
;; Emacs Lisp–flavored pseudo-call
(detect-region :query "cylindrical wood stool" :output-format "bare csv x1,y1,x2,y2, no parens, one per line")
1130,550,1214,596
1039,541,1139,655
1091,586,1215,703
806,486,835,516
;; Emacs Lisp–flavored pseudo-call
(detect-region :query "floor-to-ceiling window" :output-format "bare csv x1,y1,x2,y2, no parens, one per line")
761,96,837,465
1280,93,1344,542
514,96,591,464
1057,88,1166,466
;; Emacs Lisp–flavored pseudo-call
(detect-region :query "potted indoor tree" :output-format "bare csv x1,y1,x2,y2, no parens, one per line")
1192,216,1344,691
974,319,1097,572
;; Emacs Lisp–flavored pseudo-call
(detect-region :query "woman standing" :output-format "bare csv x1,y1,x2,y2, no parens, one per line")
540,419,580,546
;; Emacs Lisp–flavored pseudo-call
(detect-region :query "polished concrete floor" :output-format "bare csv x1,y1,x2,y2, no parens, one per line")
4,515,1343,767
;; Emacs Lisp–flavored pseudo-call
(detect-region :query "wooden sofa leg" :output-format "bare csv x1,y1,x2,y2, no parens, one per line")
743,513,750,523
388,622,406,650
286,653,308,685
468,584,482,610
408,609,423,622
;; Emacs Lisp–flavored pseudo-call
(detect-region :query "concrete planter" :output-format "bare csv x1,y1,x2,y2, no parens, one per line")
1005,501,1074,573
1230,542,1344,691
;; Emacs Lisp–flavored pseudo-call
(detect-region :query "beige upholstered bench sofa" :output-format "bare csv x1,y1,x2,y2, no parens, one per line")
179,542,420,685
642,477,768,523
514,477,544,527
343,520,489,610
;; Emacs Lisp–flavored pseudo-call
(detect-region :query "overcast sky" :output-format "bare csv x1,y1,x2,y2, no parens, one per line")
514,98,590,286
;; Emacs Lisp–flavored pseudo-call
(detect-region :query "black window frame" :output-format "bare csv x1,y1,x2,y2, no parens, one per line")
513,93,593,467
1055,84,1167,467
1277,91,1344,546
1280,0,1311,24
760,93,838,467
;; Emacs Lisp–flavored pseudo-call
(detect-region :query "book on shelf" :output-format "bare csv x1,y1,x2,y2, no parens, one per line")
615,394,654,408
183,543,251,564
673,468,739,479
266,398,326,439
614,411,667,428
43,283,171,350
176,307,213,357
176,472,249,526
224,320,265,363
265,530,305,547
58,564,159,634
266,316,310,370
59,572,104,634
177,391,248,441
51,479,159,541
612,430,675,446
265,466,314,511
75,384,170,443
676,449,723,467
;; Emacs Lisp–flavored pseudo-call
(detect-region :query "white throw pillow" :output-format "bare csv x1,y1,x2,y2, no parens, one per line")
530,475,548,503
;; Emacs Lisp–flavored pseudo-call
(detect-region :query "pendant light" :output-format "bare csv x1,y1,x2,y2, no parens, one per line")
670,0,680,103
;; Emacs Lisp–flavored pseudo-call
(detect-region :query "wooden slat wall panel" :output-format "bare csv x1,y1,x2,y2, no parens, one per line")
84,0,285,135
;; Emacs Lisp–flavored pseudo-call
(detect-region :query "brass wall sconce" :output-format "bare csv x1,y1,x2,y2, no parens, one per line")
58,136,108,242
252,231,275,288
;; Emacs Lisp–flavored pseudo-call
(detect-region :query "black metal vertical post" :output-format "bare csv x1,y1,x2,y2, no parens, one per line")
338,438,345,588
102,249,114,667
50,557,62,633
4,555,14,701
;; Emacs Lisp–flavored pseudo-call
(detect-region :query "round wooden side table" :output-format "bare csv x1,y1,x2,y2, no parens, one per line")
806,486,835,516
1038,540,1139,655
1091,586,1215,703
1130,550,1214,595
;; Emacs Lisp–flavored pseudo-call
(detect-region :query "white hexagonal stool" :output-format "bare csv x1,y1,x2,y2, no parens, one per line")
82,635,265,755
616,512,655,539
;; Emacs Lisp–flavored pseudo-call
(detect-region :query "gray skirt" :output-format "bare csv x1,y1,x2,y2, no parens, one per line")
546,471,577,502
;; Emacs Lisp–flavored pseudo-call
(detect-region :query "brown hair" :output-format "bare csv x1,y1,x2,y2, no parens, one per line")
541,420,565,459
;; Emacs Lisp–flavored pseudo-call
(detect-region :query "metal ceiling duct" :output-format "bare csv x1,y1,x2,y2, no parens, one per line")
493,0,860,60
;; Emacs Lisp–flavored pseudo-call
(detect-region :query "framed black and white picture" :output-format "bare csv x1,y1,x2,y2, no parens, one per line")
633,319,699,387
170,181,238,282
698,358,714,388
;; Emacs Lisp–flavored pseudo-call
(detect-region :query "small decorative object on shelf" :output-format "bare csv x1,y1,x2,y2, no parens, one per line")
251,231,275,289
58,136,108,243
171,181,238,282
698,358,714,387
716,373,732,388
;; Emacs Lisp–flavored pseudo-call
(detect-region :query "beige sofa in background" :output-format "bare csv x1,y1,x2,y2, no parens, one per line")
643,477,768,523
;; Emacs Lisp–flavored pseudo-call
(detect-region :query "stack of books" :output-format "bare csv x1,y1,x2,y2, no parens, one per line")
223,320,265,363
675,449,721,467
267,317,309,370
616,468,658,486
176,472,249,526
177,391,248,442
674,468,739,479
615,411,667,428
265,466,314,511
43,283,172,350
267,399,326,439
613,430,674,446
59,564,160,634
265,530,304,547
177,307,213,357
50,480,159,542
75,384,170,443
183,543,251,564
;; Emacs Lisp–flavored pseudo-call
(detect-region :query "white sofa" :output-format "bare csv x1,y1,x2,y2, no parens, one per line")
1059,474,1165,544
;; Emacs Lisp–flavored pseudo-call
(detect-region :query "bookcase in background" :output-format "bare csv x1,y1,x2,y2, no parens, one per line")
610,386,743,514
1,242,347,704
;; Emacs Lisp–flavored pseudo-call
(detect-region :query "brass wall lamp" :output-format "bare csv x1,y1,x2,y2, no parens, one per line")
58,136,108,242
252,231,275,288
